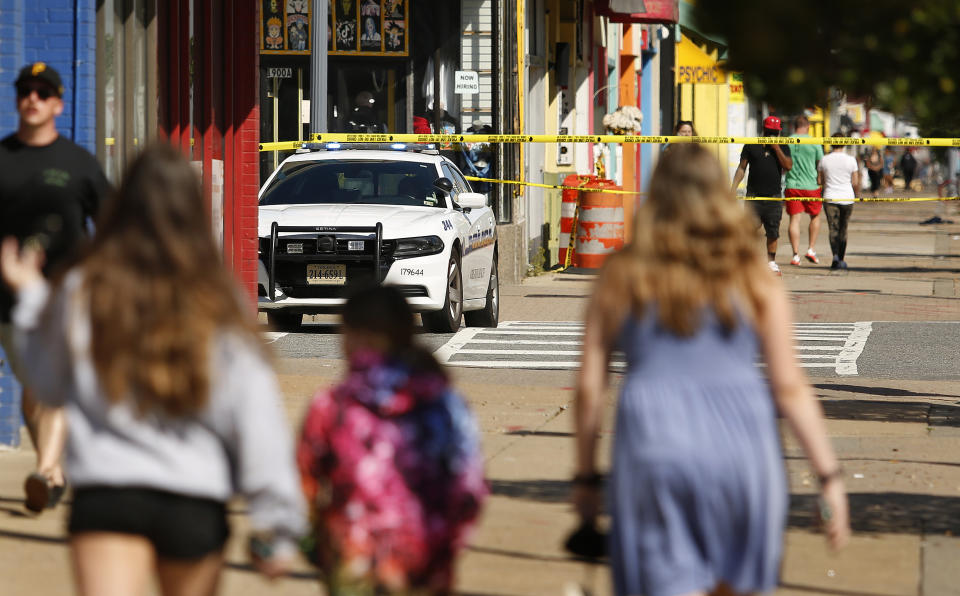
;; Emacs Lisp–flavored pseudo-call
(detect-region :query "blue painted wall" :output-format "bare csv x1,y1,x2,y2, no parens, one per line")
0,0,98,154
0,0,98,446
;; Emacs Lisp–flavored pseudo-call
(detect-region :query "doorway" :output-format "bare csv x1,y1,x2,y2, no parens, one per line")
329,59,407,133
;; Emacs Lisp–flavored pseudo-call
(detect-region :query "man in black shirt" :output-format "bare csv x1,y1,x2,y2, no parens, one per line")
0,62,109,512
731,115,793,275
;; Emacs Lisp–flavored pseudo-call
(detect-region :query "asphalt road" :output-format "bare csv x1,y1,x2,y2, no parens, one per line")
857,321,960,380
266,320,960,380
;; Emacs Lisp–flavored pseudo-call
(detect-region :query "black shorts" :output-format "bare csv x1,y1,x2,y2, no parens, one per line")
69,487,230,559
750,199,783,240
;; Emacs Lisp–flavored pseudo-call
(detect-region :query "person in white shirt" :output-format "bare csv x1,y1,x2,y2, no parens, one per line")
817,134,860,270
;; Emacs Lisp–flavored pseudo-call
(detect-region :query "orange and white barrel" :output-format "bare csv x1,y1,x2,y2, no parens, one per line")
573,180,624,269
558,174,594,266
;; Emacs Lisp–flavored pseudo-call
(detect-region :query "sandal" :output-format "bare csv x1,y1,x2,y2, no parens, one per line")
24,473,67,513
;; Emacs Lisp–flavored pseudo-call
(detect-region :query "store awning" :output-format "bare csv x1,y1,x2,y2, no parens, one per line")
596,0,679,24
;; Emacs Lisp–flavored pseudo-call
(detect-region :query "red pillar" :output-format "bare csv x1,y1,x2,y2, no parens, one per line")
158,0,260,303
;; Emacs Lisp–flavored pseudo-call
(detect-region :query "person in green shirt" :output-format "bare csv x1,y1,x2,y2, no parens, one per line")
784,115,824,265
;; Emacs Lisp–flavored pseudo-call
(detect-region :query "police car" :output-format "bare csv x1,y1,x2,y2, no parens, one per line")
257,143,498,333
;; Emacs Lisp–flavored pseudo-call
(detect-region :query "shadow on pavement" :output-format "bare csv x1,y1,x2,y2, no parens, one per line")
789,492,960,534
814,383,960,400
490,479,571,504
224,560,318,580
0,528,66,545
467,544,602,565
813,398,960,427
838,266,960,274
778,581,891,596
503,430,573,438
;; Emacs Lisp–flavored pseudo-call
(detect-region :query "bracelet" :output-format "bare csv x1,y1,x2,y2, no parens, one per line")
817,467,844,485
573,473,603,488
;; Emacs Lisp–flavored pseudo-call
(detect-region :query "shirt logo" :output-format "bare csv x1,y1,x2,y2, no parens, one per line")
42,168,70,188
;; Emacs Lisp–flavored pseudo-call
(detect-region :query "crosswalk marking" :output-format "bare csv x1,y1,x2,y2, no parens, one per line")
436,321,873,375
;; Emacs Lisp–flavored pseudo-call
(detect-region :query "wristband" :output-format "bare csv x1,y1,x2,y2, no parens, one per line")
817,467,844,486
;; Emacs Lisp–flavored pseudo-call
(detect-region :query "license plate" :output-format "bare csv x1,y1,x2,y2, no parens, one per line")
306,263,346,285
347,240,364,251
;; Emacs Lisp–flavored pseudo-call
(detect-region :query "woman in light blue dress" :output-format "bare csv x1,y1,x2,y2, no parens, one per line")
574,144,850,596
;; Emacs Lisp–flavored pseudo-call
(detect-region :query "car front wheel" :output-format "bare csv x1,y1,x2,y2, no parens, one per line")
422,252,463,333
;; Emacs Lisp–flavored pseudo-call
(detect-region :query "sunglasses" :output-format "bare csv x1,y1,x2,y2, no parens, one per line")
16,84,57,100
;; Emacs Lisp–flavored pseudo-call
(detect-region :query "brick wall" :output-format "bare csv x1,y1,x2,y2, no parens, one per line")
0,0,98,153
0,0,98,446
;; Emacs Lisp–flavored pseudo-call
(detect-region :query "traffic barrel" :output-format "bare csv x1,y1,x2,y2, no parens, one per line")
559,174,595,266
573,179,624,269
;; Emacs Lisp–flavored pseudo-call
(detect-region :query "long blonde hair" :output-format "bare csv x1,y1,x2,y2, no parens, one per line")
81,143,262,417
596,143,769,337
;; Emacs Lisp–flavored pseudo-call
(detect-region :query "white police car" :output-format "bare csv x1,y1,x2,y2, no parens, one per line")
257,143,498,333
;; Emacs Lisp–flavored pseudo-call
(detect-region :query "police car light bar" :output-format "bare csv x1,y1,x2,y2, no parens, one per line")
297,142,440,154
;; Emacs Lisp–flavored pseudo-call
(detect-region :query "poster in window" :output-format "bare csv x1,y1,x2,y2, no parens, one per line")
384,19,404,52
360,0,380,18
335,0,357,51
286,0,310,51
261,0,285,51
359,15,382,51
261,0,311,54
330,0,407,56
385,0,403,18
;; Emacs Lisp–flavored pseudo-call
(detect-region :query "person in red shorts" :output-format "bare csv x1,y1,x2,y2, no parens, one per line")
784,115,824,265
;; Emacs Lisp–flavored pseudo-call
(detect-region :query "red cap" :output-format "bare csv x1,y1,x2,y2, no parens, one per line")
763,116,782,131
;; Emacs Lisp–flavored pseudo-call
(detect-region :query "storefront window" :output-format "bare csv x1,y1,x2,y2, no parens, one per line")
96,0,157,183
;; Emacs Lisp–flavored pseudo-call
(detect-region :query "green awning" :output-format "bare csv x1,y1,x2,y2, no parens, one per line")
679,0,728,57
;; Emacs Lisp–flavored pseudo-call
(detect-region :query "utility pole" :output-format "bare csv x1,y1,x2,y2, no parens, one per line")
310,0,328,135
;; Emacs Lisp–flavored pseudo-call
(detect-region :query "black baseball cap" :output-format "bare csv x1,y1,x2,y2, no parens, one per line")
15,62,64,97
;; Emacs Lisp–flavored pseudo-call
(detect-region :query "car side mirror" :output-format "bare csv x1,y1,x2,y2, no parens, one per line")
457,192,487,210
433,177,454,193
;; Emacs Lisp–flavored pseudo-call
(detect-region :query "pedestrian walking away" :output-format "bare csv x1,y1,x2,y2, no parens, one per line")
865,147,883,198
900,148,917,192
783,115,824,266
731,115,793,275
0,143,306,596
819,134,861,270
0,62,110,513
882,148,895,191
574,144,849,596
298,284,488,596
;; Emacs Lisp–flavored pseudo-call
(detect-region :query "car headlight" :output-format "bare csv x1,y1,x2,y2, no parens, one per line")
393,235,445,258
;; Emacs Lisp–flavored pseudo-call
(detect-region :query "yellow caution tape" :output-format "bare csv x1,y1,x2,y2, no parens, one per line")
259,134,960,151
464,175,643,195
259,140,310,151
289,133,960,147
742,196,960,203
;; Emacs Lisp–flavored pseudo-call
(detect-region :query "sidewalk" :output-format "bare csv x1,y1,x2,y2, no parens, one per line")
1,200,958,595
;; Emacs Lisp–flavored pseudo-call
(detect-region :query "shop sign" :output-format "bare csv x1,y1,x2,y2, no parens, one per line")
728,72,744,102
331,0,410,57
677,36,725,85
454,71,479,94
261,0,311,54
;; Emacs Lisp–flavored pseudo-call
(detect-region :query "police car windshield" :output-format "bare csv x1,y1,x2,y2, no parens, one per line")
260,160,446,208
